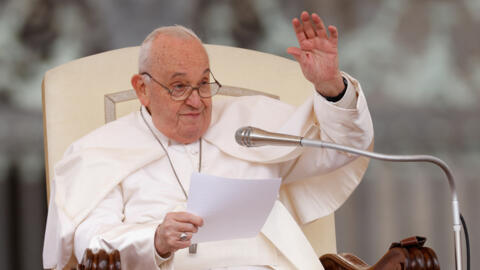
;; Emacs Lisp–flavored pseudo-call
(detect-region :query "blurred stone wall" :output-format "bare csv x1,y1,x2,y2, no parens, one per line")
0,0,478,269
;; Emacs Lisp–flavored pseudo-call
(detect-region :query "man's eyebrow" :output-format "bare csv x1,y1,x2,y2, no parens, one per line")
171,72,186,79
170,69,210,79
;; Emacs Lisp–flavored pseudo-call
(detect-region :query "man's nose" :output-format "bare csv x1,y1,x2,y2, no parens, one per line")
184,88,203,108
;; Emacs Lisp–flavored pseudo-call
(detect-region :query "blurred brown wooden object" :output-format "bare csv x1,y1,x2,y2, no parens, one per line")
320,236,440,270
75,236,438,270
77,249,121,270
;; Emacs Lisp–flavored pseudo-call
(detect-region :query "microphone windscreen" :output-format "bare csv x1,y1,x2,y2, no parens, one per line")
235,126,302,147
235,126,253,147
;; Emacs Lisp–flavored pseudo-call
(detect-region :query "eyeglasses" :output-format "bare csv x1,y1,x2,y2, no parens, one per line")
140,71,222,101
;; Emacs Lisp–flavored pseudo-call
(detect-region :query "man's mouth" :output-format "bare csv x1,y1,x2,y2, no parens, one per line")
180,111,202,117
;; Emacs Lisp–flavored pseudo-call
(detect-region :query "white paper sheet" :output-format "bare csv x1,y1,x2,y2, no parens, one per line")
186,172,281,243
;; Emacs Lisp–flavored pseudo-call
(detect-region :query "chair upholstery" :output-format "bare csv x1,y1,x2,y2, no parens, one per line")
42,44,339,261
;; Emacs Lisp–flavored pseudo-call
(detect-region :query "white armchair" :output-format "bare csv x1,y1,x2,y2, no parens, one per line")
42,44,360,268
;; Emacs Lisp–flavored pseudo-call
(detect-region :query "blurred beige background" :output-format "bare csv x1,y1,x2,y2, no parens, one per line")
0,0,478,269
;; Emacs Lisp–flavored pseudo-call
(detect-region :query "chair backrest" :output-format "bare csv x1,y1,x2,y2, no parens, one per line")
42,44,337,257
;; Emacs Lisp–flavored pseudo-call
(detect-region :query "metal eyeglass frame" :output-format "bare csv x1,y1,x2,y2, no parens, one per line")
140,71,222,101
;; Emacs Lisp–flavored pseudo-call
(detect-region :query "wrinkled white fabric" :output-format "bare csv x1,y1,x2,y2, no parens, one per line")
43,74,374,270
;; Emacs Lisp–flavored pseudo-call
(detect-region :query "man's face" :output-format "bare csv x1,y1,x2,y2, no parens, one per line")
135,36,212,144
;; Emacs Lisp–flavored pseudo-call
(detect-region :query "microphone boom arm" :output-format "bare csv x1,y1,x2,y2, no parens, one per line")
235,126,463,270
301,138,462,270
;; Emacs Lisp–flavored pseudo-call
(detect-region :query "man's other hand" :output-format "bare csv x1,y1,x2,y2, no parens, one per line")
154,211,204,258
287,11,344,97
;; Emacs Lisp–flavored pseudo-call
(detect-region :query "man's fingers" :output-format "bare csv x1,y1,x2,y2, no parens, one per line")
166,234,191,249
301,11,316,39
167,211,203,227
161,228,192,247
175,221,199,233
286,47,303,64
171,232,193,249
328,25,338,45
291,18,306,43
177,232,193,242
312,13,327,38
174,241,191,249
287,47,301,57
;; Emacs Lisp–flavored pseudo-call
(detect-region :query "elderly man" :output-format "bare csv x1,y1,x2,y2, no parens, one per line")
43,11,373,270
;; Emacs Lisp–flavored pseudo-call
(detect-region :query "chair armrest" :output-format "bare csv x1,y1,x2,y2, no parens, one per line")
320,236,440,270
77,249,121,270
320,253,370,270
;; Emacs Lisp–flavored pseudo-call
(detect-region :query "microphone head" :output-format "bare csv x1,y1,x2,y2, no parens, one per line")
235,126,254,147
235,126,302,147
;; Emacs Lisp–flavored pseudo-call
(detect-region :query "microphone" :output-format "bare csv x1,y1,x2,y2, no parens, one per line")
235,126,302,147
235,126,464,270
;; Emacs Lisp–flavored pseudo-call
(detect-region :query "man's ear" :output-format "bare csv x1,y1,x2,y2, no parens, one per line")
131,74,150,107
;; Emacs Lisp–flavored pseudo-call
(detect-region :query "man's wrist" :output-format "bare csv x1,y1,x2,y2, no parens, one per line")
154,242,172,259
320,76,348,102
154,248,172,266
159,251,171,258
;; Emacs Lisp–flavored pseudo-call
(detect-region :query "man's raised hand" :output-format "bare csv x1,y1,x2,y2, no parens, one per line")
287,11,345,97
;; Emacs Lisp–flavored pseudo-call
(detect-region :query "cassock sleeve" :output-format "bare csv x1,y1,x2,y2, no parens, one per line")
279,73,374,224
281,74,370,182
74,185,173,270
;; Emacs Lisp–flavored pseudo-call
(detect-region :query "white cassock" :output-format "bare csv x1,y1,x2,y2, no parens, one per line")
43,73,374,270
